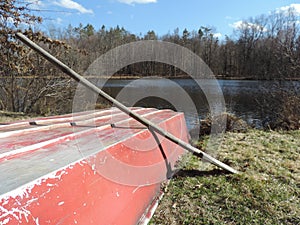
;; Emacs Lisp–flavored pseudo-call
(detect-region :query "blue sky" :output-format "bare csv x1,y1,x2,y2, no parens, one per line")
29,0,300,38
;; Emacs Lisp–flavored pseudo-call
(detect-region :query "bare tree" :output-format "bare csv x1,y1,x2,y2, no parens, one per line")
0,0,72,114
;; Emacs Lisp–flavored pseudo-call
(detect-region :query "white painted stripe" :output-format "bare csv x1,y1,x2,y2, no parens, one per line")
0,108,162,160
0,108,149,138
0,108,117,130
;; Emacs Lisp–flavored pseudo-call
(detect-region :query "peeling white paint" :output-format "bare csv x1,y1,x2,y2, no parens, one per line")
0,205,31,223
25,197,38,206
132,185,147,194
0,164,73,201
34,217,40,225
58,201,64,206
1,218,10,225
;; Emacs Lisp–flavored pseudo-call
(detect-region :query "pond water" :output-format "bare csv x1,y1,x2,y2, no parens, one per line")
96,78,300,130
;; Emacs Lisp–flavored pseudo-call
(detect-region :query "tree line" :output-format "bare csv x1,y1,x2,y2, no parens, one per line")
1,0,300,114
45,7,300,80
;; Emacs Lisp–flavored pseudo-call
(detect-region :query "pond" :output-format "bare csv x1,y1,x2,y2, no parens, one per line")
95,78,300,130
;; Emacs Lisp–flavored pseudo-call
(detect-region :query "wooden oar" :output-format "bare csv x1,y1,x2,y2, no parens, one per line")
16,32,239,174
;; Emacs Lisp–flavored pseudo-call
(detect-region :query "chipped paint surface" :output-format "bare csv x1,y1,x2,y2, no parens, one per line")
1,218,10,224
58,201,65,206
0,162,82,200
0,108,189,224
0,162,86,224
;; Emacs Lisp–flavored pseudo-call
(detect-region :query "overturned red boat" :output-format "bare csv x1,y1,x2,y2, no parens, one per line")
0,108,189,224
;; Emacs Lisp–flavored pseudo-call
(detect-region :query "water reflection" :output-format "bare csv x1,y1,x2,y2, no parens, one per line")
94,78,300,130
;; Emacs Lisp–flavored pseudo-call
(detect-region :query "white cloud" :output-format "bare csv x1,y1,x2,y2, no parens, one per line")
278,3,300,15
230,20,267,32
56,17,63,24
230,21,244,29
117,0,157,5
25,0,43,5
213,33,222,38
25,0,44,9
54,0,93,14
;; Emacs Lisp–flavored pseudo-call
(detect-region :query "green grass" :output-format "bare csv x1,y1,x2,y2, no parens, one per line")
150,129,300,225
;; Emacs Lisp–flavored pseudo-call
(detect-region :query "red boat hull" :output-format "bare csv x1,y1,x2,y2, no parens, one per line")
0,108,189,224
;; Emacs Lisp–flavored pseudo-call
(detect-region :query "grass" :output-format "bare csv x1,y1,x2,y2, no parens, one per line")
0,116,28,123
150,129,300,225
0,110,32,123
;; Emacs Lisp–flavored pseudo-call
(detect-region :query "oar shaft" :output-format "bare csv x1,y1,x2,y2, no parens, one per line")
16,32,238,174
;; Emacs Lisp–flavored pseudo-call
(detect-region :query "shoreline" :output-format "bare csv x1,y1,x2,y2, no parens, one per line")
84,75,300,81
1,74,299,81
